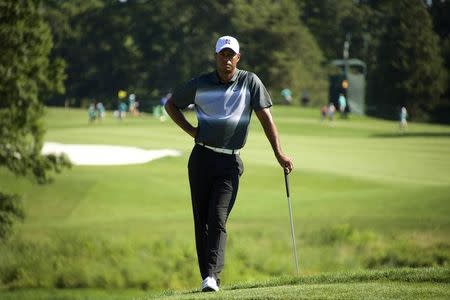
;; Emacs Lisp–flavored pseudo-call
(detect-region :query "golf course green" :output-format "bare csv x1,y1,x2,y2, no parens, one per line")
0,106,448,299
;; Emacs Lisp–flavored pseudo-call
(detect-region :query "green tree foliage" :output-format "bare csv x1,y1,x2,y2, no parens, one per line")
40,0,448,122
45,0,225,106
299,0,355,60
130,0,224,95
299,0,448,122
42,0,326,107
230,0,328,105
367,0,446,120
0,0,71,240
45,0,143,105
298,0,379,64
428,0,450,124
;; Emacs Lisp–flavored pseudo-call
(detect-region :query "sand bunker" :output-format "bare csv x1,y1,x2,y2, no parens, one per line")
42,142,182,166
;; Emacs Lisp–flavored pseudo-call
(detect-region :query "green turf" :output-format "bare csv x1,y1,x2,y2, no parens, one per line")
0,106,449,298
132,267,450,299
1,267,448,299
0,289,147,300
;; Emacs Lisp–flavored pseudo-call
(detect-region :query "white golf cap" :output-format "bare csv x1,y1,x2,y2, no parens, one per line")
215,36,239,54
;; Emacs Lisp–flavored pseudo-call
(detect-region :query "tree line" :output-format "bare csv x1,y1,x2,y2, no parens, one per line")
40,0,448,122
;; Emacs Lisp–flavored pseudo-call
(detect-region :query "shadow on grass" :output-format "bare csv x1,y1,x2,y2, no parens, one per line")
370,132,450,138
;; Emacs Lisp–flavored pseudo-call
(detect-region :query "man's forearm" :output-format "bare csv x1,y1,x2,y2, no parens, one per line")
256,108,294,173
256,108,283,157
165,99,197,138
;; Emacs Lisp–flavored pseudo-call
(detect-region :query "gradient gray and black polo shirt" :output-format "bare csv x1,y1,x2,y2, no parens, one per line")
171,69,272,150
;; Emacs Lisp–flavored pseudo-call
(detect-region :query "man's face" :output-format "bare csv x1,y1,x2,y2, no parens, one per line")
215,48,240,74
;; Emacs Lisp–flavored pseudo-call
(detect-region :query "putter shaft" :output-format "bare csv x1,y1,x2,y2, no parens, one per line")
285,172,299,275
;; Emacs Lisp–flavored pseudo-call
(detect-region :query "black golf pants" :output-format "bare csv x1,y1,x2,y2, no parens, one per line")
188,144,244,282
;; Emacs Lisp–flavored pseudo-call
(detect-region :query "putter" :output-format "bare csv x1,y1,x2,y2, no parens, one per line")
284,171,299,275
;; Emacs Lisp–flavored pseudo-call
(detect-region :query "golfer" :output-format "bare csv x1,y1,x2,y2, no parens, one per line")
165,35,293,292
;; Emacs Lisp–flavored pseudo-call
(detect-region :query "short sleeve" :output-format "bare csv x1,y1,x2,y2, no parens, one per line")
249,73,273,112
171,77,198,109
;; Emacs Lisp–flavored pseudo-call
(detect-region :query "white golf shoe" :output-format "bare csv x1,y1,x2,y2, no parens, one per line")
201,276,219,292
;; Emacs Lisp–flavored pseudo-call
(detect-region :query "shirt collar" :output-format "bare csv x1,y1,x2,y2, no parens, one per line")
212,69,240,84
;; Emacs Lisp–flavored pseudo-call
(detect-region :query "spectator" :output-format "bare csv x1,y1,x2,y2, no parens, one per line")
301,90,310,106
281,88,293,105
88,103,97,123
328,103,336,121
118,102,127,119
96,102,105,121
400,106,408,132
338,93,347,118
321,105,328,122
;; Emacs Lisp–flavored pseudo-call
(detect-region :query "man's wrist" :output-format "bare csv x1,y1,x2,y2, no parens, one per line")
274,149,284,159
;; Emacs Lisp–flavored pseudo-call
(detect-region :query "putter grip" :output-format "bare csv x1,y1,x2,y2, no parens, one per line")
284,172,290,197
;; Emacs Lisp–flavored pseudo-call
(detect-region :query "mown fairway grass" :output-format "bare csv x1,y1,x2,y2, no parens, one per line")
0,106,449,299
1,267,448,299
146,267,450,299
